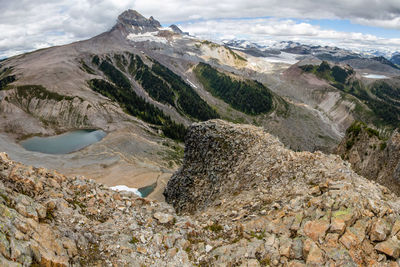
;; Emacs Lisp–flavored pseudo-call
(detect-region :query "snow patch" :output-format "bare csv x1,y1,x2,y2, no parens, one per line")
362,74,388,79
186,79,197,88
110,185,142,197
127,32,168,44
159,27,173,31
261,52,299,64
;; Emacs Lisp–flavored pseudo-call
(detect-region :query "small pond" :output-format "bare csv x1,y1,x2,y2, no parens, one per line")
20,129,106,154
111,182,156,198
138,182,157,198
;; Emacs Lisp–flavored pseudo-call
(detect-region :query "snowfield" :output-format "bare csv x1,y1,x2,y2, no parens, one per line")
127,31,168,44
362,73,388,79
110,185,142,197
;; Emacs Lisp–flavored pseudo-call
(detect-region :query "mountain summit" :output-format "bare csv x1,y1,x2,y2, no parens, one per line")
113,9,185,36
117,9,161,29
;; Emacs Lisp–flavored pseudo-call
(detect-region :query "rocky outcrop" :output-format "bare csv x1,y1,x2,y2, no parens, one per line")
2,119,400,266
336,121,400,195
165,120,400,265
164,119,284,213
116,9,161,34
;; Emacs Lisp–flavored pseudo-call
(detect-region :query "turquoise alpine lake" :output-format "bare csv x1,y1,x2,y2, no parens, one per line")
138,182,157,198
20,129,106,154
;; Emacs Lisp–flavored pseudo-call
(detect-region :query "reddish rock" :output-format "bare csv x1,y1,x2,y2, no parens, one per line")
339,229,359,249
370,219,391,242
330,218,346,234
375,237,400,258
304,220,329,242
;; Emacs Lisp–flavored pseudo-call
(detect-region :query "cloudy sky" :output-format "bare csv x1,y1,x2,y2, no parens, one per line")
0,0,399,58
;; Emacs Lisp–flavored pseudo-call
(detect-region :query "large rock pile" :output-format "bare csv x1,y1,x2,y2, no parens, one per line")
165,119,400,266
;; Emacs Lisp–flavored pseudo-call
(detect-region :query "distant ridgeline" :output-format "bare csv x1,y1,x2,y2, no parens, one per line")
301,61,400,129
86,53,220,141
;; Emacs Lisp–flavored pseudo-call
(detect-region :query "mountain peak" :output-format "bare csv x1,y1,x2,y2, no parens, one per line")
169,24,183,34
117,9,161,30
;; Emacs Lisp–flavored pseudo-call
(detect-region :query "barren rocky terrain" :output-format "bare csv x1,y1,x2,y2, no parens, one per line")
2,120,400,266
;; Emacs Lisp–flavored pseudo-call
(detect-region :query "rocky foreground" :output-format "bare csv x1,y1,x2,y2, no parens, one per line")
2,120,400,266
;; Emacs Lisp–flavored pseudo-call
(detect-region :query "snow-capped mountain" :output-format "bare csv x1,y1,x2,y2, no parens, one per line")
224,39,400,63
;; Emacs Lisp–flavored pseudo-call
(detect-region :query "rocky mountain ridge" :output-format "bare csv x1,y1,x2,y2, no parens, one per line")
2,120,400,266
1,9,383,160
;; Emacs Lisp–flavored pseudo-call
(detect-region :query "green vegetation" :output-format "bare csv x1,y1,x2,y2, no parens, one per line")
99,60,131,90
300,61,353,86
346,121,383,139
372,81,400,105
0,67,13,78
9,85,75,116
130,236,139,244
302,62,400,128
331,66,351,84
200,40,219,48
194,62,273,115
90,53,214,140
0,75,16,90
204,222,223,232
345,121,385,150
15,85,74,102
250,230,266,240
80,60,96,75
380,142,387,150
92,55,100,66
346,139,355,150
114,54,128,72
226,47,247,62
88,79,186,141
130,55,176,107
151,60,219,120
127,54,218,121
162,141,184,166
366,127,380,138
346,121,362,137
345,121,363,149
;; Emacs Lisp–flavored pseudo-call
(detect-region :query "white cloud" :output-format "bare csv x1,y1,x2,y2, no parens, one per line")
178,18,400,54
133,0,400,29
0,0,133,58
0,0,399,58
